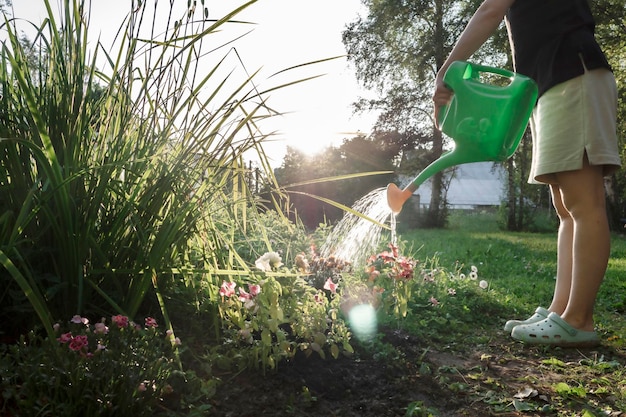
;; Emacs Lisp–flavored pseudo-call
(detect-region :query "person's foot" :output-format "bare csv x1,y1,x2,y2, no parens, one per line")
511,312,600,348
503,306,549,332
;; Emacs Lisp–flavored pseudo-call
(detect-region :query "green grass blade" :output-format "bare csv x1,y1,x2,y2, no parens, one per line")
0,250,54,339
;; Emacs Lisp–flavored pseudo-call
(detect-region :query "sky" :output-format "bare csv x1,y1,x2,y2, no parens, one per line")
10,0,378,164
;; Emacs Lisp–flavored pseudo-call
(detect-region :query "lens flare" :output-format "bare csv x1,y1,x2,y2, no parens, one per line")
348,304,377,341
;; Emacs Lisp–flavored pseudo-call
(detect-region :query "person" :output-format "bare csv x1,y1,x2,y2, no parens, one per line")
433,0,621,347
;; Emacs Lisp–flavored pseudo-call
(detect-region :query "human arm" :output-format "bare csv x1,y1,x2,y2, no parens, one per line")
433,0,515,126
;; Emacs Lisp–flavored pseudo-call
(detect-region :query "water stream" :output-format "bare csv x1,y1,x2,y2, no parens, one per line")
320,187,396,268
319,186,398,341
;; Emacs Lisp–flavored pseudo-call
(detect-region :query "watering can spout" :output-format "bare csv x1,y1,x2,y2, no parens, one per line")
386,149,467,214
386,183,413,214
386,61,538,214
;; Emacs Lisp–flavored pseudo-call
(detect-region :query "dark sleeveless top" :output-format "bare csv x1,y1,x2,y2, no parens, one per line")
506,0,611,97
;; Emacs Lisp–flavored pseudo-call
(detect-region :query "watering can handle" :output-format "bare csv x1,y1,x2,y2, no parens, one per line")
437,61,518,128
462,62,516,80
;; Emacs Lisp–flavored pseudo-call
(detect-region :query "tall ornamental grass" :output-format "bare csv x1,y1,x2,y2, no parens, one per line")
0,0,301,339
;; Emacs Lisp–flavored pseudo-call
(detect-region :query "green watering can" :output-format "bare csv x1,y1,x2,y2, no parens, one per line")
387,61,538,214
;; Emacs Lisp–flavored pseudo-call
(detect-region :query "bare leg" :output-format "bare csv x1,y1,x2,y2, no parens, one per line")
548,185,573,315
552,155,609,331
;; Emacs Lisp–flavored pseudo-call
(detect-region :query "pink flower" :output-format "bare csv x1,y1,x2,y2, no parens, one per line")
238,287,252,301
94,322,109,334
69,335,89,351
379,250,395,263
323,278,338,294
429,296,440,307
248,284,261,297
138,382,147,392
145,317,158,328
396,257,414,279
368,269,380,281
71,315,89,325
112,315,129,328
388,242,399,258
57,332,73,344
219,281,236,298
164,330,182,346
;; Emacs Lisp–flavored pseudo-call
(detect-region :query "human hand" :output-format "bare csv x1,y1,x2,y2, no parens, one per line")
433,74,453,129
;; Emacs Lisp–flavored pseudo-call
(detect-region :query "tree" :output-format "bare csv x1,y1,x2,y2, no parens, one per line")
343,0,509,227
593,0,626,229
0,0,12,13
272,135,398,229
272,146,344,229
345,0,626,231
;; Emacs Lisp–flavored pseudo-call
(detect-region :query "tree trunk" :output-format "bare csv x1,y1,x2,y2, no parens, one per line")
427,128,446,227
426,0,448,228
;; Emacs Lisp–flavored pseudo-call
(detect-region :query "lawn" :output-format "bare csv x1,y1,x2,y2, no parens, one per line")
401,210,626,346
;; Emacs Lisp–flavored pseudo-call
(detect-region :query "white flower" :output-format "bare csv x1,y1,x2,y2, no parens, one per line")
255,251,283,272
479,280,488,290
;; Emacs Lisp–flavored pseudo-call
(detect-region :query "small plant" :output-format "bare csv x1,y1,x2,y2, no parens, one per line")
0,315,185,417
405,400,439,417
305,251,352,290
365,242,419,318
213,251,353,372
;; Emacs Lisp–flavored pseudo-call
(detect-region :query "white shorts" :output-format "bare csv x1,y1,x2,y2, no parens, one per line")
528,68,621,184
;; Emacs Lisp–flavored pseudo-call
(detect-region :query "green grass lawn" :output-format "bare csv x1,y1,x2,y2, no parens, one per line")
352,210,626,415
397,209,626,348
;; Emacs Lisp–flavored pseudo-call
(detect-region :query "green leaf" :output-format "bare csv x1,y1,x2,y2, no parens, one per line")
261,329,272,347
554,382,571,395
541,357,565,367
330,343,340,359
0,251,54,340
513,400,535,412
313,332,327,346
267,318,279,333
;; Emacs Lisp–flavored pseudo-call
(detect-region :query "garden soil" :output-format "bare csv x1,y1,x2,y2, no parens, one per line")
209,327,626,417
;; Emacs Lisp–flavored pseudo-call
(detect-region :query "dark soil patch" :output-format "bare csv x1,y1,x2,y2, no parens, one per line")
209,327,626,416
